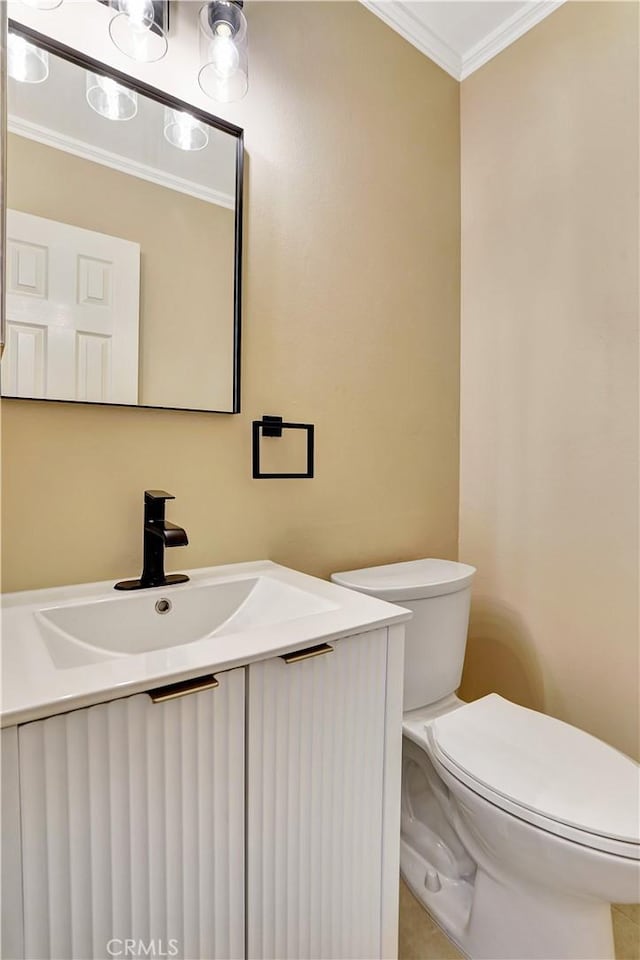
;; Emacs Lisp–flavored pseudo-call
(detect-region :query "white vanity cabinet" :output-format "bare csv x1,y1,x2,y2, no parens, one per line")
9,669,246,960
1,626,404,960
247,628,393,960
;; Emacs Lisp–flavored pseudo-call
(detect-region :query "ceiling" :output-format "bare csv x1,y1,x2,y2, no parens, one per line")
361,0,565,80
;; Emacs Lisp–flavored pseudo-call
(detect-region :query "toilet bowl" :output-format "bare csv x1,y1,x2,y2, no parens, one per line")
332,559,640,960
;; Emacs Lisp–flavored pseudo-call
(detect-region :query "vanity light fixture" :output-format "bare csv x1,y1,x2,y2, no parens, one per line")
7,33,49,83
86,71,138,120
163,108,209,151
198,0,248,103
108,0,169,63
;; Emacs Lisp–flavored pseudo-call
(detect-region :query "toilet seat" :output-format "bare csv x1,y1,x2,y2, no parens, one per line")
421,694,640,860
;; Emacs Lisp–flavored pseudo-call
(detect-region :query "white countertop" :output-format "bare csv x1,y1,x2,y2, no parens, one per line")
1,561,410,727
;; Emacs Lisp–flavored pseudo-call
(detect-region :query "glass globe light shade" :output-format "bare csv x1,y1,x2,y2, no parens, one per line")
198,1,248,103
86,72,138,121
164,108,209,152
109,0,168,63
8,34,49,84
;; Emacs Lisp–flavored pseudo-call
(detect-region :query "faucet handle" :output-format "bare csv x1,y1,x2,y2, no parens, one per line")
144,490,175,502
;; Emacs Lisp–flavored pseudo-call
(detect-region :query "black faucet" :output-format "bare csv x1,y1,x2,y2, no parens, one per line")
115,490,189,591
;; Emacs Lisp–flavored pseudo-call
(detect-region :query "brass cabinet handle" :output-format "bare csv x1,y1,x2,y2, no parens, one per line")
280,643,334,665
147,674,219,703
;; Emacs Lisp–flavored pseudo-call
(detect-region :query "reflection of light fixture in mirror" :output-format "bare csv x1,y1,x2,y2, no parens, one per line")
164,108,209,152
19,0,63,8
198,0,248,103
109,0,168,63
8,33,49,83
86,72,138,120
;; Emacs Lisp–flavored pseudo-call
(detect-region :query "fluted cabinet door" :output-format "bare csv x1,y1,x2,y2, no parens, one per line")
247,629,389,960
17,668,245,960
1,726,23,960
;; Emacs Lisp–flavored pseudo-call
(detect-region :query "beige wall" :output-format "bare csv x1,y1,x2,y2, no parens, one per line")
7,133,235,411
458,1,639,758
1,3,461,594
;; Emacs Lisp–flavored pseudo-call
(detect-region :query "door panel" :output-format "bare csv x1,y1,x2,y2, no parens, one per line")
247,630,389,960
17,669,245,960
3,209,140,403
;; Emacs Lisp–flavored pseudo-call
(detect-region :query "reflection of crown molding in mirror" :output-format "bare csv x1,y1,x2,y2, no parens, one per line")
8,114,235,209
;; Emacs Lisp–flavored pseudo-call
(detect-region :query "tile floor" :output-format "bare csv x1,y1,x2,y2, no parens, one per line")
398,880,640,960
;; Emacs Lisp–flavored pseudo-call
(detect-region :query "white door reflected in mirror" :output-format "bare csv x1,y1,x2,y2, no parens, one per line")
3,210,140,404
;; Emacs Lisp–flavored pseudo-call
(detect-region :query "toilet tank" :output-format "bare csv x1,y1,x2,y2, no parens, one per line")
331,559,476,711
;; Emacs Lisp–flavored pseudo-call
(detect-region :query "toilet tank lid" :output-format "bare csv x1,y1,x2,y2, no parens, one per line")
331,559,476,600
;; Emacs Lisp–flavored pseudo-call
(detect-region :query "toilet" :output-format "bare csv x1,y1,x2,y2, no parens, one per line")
331,559,640,960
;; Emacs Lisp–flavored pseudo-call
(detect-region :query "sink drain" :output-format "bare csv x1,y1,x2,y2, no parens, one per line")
155,598,172,615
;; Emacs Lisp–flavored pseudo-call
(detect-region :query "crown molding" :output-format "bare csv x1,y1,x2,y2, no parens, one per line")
361,0,462,80
460,1,566,79
8,115,235,210
361,1,566,82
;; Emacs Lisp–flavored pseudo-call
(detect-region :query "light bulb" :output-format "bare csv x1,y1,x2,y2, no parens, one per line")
86,72,138,121
120,0,154,31
8,34,49,84
8,35,30,83
164,108,209,152
100,77,123,119
209,34,239,79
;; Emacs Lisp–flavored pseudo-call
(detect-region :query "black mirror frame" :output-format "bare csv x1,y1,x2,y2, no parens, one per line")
4,19,244,415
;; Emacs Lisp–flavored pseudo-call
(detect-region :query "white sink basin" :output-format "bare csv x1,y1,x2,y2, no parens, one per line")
2,561,411,727
35,575,337,668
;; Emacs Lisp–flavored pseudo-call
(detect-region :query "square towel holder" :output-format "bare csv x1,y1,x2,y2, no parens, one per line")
252,415,315,479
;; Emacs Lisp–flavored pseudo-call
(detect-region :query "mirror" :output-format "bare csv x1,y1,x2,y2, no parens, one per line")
1,23,243,413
